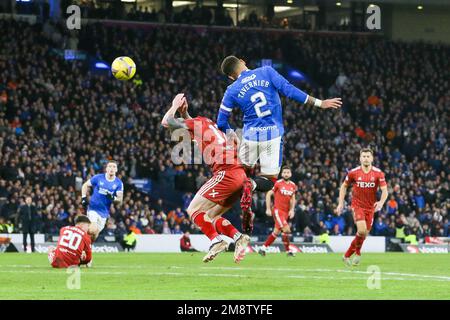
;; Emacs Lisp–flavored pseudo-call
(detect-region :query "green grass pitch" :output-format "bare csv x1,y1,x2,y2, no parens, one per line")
0,252,449,300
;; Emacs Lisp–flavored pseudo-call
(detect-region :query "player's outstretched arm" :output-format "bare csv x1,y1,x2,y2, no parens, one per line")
336,183,348,215
81,180,92,208
267,66,342,109
304,96,342,109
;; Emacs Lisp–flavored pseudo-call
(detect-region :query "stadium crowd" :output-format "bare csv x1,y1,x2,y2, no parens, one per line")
1,0,359,32
0,19,448,243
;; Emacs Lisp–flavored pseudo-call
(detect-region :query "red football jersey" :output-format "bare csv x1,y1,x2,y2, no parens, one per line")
54,226,92,266
184,116,241,173
344,166,387,210
273,179,297,213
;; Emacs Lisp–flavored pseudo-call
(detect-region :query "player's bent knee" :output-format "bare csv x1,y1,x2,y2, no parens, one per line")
357,229,367,237
282,227,291,234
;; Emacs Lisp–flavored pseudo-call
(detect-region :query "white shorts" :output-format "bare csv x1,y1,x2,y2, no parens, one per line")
87,210,107,232
239,136,283,176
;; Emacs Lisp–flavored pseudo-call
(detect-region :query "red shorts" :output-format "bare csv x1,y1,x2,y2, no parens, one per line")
49,248,77,268
198,168,246,208
272,208,289,229
352,206,375,231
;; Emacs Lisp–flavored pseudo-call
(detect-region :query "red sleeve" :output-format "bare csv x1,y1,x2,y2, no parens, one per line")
378,172,387,187
185,117,206,132
344,171,354,186
272,181,279,193
184,118,196,131
80,235,92,264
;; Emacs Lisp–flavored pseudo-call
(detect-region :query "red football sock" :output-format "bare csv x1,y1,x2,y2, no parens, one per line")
282,233,291,252
264,232,277,247
214,217,239,239
192,212,219,241
344,236,357,258
355,234,366,255
345,234,365,258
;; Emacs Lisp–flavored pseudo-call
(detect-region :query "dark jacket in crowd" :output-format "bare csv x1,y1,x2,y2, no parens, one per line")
18,204,39,233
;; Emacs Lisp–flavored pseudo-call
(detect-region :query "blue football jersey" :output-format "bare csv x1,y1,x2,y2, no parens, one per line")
217,66,308,141
88,174,124,218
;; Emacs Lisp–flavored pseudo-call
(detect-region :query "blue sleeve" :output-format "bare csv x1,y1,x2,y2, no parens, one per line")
266,66,308,104
217,88,236,132
90,174,100,187
117,180,124,193
217,109,233,132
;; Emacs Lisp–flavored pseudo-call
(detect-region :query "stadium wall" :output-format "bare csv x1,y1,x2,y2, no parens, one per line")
326,236,386,253
134,235,386,253
389,5,450,44
0,233,45,244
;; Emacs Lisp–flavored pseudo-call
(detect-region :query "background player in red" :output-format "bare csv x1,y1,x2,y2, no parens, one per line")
259,166,297,257
48,215,92,268
162,93,251,263
337,148,388,266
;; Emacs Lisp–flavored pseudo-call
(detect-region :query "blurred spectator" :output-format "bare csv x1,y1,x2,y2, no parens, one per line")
180,231,198,252
122,228,137,252
17,196,39,252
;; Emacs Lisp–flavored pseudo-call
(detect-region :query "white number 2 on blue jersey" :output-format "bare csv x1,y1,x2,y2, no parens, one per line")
251,92,271,118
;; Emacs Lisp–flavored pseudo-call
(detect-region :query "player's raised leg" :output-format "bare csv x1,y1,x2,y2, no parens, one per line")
211,206,249,263
187,193,228,263
86,210,107,241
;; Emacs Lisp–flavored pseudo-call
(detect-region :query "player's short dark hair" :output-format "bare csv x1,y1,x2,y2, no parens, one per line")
106,159,118,166
75,215,91,225
360,148,374,155
281,166,291,172
221,55,240,77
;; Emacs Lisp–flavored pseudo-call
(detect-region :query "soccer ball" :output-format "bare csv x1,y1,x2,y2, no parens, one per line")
111,56,136,80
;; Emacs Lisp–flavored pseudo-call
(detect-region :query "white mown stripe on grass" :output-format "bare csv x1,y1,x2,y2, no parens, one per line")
0,269,448,282
198,266,450,281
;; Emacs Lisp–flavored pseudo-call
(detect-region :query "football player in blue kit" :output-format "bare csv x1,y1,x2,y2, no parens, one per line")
81,160,124,241
217,55,342,188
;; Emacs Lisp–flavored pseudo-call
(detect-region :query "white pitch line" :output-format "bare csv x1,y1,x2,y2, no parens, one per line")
1,264,449,281
5,264,448,281
198,266,450,281
0,269,448,282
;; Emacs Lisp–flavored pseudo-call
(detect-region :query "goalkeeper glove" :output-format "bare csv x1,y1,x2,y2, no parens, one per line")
81,197,89,209
106,192,116,202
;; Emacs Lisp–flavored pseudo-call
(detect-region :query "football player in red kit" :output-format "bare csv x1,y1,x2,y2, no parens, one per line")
162,93,252,263
48,215,92,268
259,166,297,257
337,148,388,266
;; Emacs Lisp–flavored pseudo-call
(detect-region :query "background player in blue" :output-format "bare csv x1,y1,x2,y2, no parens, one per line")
81,160,124,241
217,55,342,186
